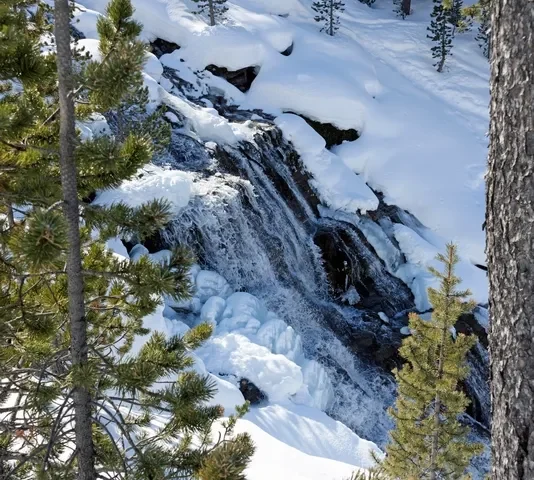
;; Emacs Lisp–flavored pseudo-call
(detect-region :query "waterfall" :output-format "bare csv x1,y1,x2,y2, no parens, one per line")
125,70,491,449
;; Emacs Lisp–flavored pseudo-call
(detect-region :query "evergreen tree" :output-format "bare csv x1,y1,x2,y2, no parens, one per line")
447,0,463,28
475,2,490,58
0,0,254,478
358,0,376,6
462,0,490,57
312,0,345,37
191,0,228,26
427,0,454,72
380,244,483,480
393,0,411,19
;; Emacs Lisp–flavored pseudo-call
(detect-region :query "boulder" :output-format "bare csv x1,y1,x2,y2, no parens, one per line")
239,378,268,405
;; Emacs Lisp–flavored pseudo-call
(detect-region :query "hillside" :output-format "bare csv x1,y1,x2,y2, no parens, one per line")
73,0,491,477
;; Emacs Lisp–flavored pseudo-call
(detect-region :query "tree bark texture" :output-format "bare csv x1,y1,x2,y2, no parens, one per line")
401,0,411,17
54,1,96,479
487,0,534,478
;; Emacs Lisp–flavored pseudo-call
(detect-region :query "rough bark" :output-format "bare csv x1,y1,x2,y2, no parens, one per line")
54,1,95,479
487,0,534,478
401,0,411,17
329,0,334,37
209,0,215,26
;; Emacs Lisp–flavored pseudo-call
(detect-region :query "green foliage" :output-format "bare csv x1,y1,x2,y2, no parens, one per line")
191,0,228,26
0,0,254,478
463,0,490,59
312,0,345,36
380,244,483,479
427,0,454,72
349,469,388,480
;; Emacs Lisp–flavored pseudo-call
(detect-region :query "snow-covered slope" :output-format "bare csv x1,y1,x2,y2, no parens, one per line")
77,0,490,476
77,0,488,307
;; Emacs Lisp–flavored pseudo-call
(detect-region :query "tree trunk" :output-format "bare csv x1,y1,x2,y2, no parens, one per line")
401,0,411,17
329,0,334,36
487,0,534,479
209,0,215,26
54,1,95,479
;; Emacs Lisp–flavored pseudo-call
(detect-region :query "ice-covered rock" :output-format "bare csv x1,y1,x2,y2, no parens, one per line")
200,296,227,326
196,333,304,403
195,270,234,302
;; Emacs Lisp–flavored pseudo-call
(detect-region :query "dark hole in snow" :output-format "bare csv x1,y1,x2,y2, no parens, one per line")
285,112,360,149
150,38,181,58
475,263,487,272
205,65,259,93
122,230,168,255
239,378,267,405
280,42,294,56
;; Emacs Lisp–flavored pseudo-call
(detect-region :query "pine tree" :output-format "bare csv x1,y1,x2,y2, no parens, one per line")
393,0,411,19
380,244,483,480
462,0,490,58
0,0,254,478
427,0,454,73
358,0,376,6
191,0,228,26
475,2,490,59
446,0,462,26
312,0,345,37
487,0,534,475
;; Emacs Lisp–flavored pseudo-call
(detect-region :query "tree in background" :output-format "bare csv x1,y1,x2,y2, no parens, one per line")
427,0,454,72
394,0,411,20
445,0,464,31
487,0,534,476
0,0,253,478
191,0,228,27
475,5,490,58
380,244,482,479
463,0,491,59
312,0,345,37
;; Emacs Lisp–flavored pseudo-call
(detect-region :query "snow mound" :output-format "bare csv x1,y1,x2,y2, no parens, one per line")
95,164,194,213
393,223,488,310
275,114,378,213
196,333,303,403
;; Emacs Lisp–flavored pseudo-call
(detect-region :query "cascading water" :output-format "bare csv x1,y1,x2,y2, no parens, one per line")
133,66,490,450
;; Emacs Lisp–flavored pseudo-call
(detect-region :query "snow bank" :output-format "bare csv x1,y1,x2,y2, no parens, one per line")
95,164,193,213
233,415,369,480
275,114,378,213
393,224,487,309
196,333,304,403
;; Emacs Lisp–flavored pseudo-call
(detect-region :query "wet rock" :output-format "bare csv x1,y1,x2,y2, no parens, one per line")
313,222,414,317
150,38,181,58
239,378,267,405
285,112,360,149
456,312,488,348
206,65,259,92
281,42,294,56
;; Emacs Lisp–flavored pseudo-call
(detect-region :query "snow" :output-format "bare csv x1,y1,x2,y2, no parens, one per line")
275,114,379,213
77,0,492,476
196,333,304,403
94,164,193,213
393,223,487,310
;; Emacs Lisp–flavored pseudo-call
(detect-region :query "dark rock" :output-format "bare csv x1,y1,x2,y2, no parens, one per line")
285,112,360,149
313,222,414,317
281,42,294,56
239,378,267,405
82,190,97,204
150,38,181,58
456,311,488,348
206,65,259,93
350,331,376,350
